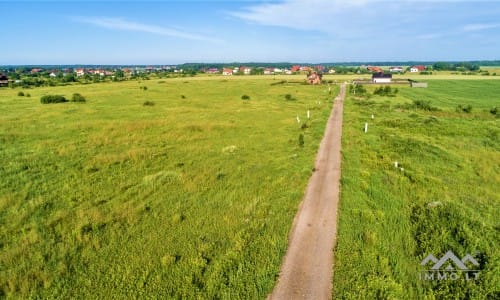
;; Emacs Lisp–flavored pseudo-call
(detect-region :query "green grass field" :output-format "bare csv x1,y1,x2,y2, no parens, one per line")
334,80,499,299
1,76,499,299
0,78,336,298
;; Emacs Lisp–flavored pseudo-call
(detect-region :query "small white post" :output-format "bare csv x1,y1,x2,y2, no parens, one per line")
307,110,310,119
371,114,374,119
296,115,300,123
394,161,399,168
364,123,368,133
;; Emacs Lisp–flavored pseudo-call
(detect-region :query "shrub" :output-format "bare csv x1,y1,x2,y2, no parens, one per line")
413,100,431,110
181,95,186,99
40,95,67,104
285,94,295,101
241,94,250,100
26,93,31,97
17,91,24,96
456,104,472,113
490,107,498,115
298,133,304,147
143,101,155,106
350,84,366,95
71,93,86,102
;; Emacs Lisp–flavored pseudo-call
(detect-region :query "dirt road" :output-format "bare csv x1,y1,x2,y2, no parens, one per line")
269,83,346,300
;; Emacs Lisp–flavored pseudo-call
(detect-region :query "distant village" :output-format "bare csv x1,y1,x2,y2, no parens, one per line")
0,62,488,88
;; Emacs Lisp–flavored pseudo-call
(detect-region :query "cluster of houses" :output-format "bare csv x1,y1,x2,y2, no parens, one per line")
211,65,333,76
371,65,428,84
0,64,431,87
27,66,179,78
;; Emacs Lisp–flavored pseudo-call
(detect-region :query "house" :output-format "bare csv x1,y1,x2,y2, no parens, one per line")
239,66,252,75
31,68,43,74
315,65,325,72
328,69,336,74
284,69,292,75
222,68,233,76
300,66,312,72
372,72,392,83
205,68,219,74
0,74,9,87
49,72,57,78
389,66,404,73
307,72,322,85
75,68,85,77
263,68,274,75
291,65,301,72
367,66,383,73
410,65,426,72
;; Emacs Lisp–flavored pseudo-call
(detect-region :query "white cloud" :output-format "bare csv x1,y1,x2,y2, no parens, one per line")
463,23,500,32
229,0,356,31
72,16,222,43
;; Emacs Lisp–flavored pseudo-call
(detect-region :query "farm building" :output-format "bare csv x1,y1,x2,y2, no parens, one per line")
372,72,392,83
307,72,322,85
411,82,428,88
0,74,9,87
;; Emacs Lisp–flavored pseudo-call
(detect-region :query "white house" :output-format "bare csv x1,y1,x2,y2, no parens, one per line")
372,72,392,83
75,68,85,77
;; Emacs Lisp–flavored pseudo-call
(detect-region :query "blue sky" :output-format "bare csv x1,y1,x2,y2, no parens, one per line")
1,0,500,64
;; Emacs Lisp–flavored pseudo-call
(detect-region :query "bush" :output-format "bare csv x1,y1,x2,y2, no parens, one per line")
181,95,186,99
17,91,24,96
350,84,366,95
373,86,396,97
298,133,304,147
71,93,86,102
285,94,295,101
40,95,67,104
241,95,250,100
490,107,498,115
456,104,472,113
143,101,155,106
413,99,438,111
26,93,31,97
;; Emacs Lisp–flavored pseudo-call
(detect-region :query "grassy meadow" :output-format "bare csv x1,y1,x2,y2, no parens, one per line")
334,80,499,299
0,78,336,298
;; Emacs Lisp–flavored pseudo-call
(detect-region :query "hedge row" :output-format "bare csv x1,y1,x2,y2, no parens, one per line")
40,93,86,104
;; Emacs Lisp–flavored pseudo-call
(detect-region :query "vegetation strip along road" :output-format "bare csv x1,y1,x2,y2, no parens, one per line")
269,84,345,299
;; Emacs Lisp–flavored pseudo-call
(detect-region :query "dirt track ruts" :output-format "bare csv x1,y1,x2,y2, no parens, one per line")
269,83,346,300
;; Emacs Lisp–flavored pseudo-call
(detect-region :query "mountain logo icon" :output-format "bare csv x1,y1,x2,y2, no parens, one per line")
421,250,479,271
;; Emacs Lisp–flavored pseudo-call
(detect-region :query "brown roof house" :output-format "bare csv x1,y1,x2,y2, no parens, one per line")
307,71,322,85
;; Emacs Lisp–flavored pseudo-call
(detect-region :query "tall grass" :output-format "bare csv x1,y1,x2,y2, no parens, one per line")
0,79,337,298
334,81,499,299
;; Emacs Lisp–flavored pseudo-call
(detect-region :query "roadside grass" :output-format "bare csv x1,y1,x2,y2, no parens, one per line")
0,79,337,298
334,80,499,299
